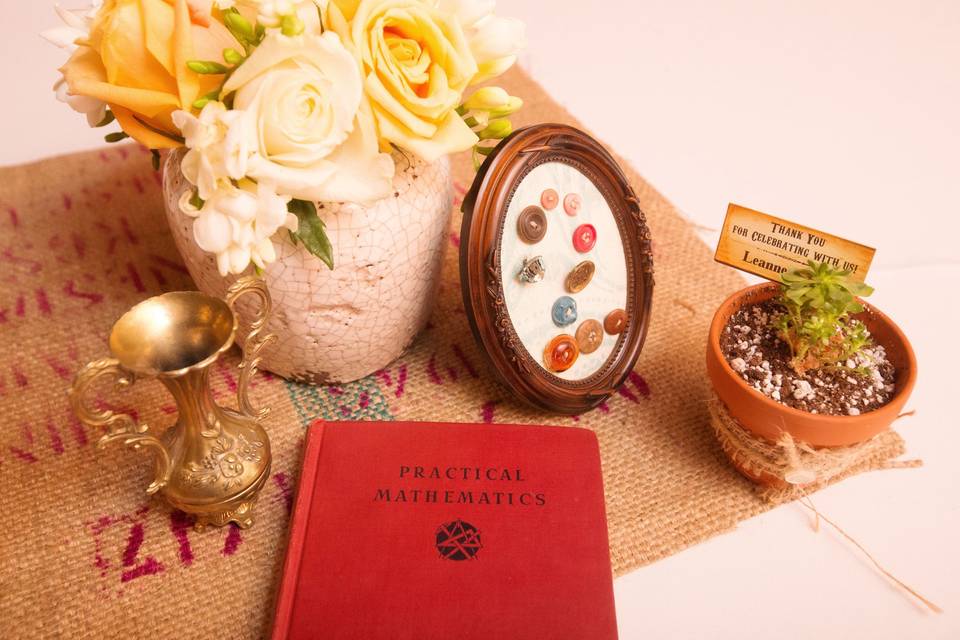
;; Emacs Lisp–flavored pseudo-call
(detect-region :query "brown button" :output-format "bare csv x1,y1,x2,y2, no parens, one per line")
517,205,547,243
604,308,627,334
543,334,579,372
565,260,595,293
575,319,603,354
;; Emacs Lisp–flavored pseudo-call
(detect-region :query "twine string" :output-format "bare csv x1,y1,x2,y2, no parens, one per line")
707,395,940,614
798,494,943,614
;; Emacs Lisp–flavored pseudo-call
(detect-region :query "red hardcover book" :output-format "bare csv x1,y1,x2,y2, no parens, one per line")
272,421,618,640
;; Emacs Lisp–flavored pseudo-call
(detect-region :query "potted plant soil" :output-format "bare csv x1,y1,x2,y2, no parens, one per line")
706,261,917,486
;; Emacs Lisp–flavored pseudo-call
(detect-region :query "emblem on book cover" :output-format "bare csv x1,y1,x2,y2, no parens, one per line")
435,519,482,561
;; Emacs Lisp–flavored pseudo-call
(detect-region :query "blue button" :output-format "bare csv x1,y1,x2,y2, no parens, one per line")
551,296,578,327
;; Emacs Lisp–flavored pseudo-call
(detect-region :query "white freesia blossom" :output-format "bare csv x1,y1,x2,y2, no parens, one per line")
222,31,394,203
214,0,327,29
437,0,526,83
180,181,297,275
40,1,101,50
173,102,250,201
53,77,106,127
42,1,107,126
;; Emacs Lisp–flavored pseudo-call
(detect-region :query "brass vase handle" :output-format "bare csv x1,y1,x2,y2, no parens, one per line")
226,276,276,421
68,358,173,495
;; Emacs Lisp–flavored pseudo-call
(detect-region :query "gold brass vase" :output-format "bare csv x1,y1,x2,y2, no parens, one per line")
70,276,275,530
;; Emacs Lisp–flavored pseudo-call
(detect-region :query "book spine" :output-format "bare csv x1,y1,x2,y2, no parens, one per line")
270,421,326,640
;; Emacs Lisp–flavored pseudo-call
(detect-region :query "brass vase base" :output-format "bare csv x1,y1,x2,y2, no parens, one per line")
170,462,271,532
70,277,276,531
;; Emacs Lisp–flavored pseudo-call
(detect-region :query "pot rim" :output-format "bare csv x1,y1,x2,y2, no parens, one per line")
708,282,917,426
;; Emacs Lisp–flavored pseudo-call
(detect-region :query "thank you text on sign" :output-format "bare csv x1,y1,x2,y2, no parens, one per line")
714,203,875,282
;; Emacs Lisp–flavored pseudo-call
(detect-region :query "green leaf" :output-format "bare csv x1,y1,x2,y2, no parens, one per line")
287,199,333,269
784,286,810,303
187,60,229,74
189,191,204,209
223,48,244,65
849,281,874,297
104,131,129,143
224,9,256,44
94,110,115,128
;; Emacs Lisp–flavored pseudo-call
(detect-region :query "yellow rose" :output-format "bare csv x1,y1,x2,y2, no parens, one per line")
330,0,480,162
60,0,237,148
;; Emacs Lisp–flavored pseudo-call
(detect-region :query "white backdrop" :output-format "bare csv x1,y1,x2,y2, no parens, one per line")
2,1,958,637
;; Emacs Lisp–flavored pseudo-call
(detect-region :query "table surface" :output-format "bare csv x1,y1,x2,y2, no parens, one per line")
3,1,958,637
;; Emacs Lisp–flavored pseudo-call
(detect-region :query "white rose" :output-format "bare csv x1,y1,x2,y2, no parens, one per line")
222,31,394,203
437,0,526,83
180,181,297,275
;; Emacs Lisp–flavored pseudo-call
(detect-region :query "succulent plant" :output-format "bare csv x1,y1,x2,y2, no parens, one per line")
774,260,874,374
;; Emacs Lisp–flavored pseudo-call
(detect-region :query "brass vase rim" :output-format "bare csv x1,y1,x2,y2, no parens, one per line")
108,290,239,378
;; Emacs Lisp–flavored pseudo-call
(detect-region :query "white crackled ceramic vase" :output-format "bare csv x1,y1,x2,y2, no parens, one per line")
162,149,453,384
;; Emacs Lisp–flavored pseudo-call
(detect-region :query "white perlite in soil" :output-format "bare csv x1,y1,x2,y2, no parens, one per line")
719,301,897,416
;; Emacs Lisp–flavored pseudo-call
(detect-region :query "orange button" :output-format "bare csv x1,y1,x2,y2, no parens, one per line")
543,334,579,372
540,188,559,210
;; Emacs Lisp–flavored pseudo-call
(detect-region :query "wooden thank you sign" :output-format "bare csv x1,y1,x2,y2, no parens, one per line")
714,203,875,282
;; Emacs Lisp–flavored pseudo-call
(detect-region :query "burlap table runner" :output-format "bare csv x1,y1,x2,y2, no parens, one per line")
0,67,905,638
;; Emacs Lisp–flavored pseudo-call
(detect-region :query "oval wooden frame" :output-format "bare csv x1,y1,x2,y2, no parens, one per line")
460,124,655,413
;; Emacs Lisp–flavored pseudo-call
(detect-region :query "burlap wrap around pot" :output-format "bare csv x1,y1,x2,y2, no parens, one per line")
0,67,910,639
163,150,454,384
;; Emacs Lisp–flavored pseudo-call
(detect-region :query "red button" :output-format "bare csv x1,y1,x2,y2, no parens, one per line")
572,224,597,253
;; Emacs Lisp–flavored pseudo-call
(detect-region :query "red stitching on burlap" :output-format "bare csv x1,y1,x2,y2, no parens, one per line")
481,400,498,424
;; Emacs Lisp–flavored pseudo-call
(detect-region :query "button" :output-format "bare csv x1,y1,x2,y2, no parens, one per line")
604,308,627,334
575,319,603,354
517,205,547,243
563,193,582,216
517,255,545,283
551,296,578,327
572,224,597,253
544,335,579,372
540,188,559,210
565,260,595,293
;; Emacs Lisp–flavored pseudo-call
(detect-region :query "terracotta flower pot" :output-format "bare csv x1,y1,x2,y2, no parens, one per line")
706,283,917,483
162,150,454,384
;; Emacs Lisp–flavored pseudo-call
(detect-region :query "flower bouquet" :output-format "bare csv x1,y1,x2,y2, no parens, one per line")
44,0,526,382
